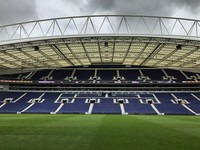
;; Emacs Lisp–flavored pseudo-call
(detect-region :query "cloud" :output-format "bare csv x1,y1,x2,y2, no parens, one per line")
171,0,200,15
0,0,38,25
82,0,200,18
1,0,200,26
82,0,116,14
173,0,200,8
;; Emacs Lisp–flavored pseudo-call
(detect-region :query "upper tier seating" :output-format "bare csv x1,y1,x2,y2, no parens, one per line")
31,70,52,80
50,70,73,80
96,70,117,80
0,68,199,82
141,69,165,80
183,71,199,80
164,69,186,81
74,70,94,80
119,70,140,80
0,73,21,80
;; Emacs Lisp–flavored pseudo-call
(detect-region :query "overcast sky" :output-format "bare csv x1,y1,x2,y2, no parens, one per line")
0,0,200,25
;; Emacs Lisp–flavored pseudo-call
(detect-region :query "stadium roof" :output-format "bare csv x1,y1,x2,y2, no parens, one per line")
0,15,200,72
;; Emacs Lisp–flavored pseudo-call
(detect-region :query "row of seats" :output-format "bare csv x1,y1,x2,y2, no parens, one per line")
0,68,200,81
0,92,200,115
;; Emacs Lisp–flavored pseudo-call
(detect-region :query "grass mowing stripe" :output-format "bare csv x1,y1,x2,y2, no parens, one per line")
0,115,104,150
89,115,200,150
133,115,200,138
0,115,200,150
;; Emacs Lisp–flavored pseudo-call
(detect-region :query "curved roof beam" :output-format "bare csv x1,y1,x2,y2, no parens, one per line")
1,15,200,45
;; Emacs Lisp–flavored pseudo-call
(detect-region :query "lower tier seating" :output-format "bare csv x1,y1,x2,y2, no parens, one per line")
92,98,121,114
124,99,156,114
0,91,200,115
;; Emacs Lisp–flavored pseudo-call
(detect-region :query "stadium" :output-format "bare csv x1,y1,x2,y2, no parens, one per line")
0,15,200,149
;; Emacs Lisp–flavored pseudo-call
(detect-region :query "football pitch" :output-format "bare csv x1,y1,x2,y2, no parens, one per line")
0,115,200,150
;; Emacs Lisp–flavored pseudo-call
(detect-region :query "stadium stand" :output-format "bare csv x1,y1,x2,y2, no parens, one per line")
1,68,199,82
96,70,117,80
0,87,200,115
164,69,187,81
0,92,41,113
117,69,140,81
92,98,121,114
123,98,157,114
50,69,74,80
24,93,61,113
31,70,52,80
0,15,200,115
74,70,95,81
58,98,90,114
141,69,165,81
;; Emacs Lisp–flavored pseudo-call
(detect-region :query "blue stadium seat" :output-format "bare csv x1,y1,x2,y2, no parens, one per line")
92,98,121,114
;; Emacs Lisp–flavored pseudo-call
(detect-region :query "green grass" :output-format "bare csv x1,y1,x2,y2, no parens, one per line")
0,115,200,150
